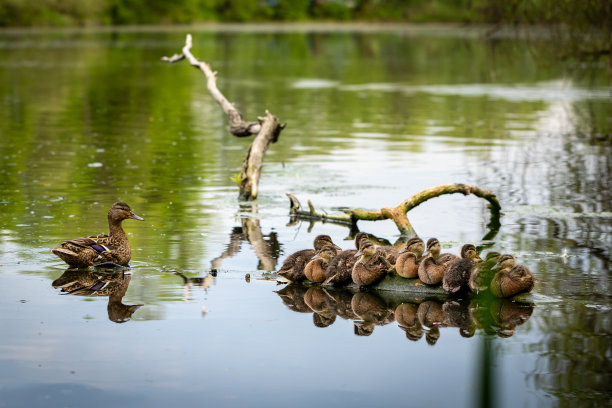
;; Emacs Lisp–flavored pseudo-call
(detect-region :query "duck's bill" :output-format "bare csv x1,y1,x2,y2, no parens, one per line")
130,212,144,221
354,249,362,257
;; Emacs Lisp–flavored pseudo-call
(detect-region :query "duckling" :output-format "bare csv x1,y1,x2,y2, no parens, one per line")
395,237,425,279
323,232,369,286
442,244,482,293
489,254,535,298
304,244,339,282
277,235,339,282
351,240,394,287
52,202,144,268
417,238,458,285
468,251,500,293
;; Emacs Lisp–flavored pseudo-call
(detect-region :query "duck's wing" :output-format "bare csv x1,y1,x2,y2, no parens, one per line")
63,234,112,251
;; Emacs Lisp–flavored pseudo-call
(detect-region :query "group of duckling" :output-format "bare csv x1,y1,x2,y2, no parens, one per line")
277,233,535,298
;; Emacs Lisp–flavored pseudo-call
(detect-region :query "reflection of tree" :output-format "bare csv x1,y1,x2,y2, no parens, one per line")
210,205,280,271
52,269,142,323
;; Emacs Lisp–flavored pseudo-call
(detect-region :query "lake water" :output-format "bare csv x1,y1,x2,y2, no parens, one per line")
0,24,610,407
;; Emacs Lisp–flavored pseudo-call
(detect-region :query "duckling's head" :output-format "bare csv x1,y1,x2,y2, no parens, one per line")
460,244,481,262
353,232,369,249
401,237,425,256
424,238,441,258
109,202,144,223
316,245,339,262
313,235,340,251
484,252,501,262
495,254,516,270
355,240,376,258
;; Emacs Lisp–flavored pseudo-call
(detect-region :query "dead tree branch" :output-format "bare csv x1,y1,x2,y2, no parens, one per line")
162,34,285,200
288,183,501,237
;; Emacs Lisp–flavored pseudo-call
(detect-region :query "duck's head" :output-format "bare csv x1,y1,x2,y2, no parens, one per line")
313,235,341,251
400,237,425,256
424,238,441,258
109,202,144,223
312,244,339,262
353,232,369,249
355,240,376,258
460,244,481,262
495,254,516,270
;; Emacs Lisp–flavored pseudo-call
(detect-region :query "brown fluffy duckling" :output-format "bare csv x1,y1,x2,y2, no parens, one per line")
277,235,339,282
489,254,535,298
417,238,459,285
442,244,482,293
351,240,394,287
468,251,500,293
52,202,144,268
395,237,425,279
323,232,369,286
304,244,339,282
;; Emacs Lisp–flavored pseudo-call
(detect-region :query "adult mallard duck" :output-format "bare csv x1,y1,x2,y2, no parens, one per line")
490,254,535,298
52,202,144,268
395,237,425,279
351,240,394,287
277,234,339,282
417,238,458,285
304,244,339,282
442,244,482,293
323,232,369,286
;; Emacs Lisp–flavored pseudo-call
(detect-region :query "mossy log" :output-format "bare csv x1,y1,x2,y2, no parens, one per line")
162,34,285,201
288,183,501,237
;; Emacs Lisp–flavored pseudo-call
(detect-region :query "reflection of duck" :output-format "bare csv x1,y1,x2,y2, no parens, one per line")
275,284,312,313
394,302,423,341
490,254,535,298
52,202,144,268
277,235,339,282
417,299,446,329
443,244,482,293
303,287,338,328
352,240,393,287
52,269,142,323
442,299,477,338
323,232,368,286
395,237,425,279
418,238,458,285
171,271,215,302
468,251,500,293
490,298,534,337
304,245,339,282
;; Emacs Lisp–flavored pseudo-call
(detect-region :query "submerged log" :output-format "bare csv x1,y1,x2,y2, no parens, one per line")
288,183,501,237
162,34,285,201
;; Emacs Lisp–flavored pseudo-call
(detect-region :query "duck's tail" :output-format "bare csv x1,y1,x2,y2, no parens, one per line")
52,247,88,268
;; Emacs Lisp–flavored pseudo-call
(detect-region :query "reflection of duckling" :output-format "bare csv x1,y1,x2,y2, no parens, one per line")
418,238,458,285
490,254,535,298
303,286,336,314
443,244,482,293
313,311,336,328
324,232,368,286
442,299,477,338
52,202,144,268
277,235,339,282
468,251,500,293
352,241,394,287
490,298,534,337
395,302,424,341
417,299,446,328
425,326,440,346
395,237,425,279
351,292,394,325
304,245,339,282
275,284,312,313
324,288,358,320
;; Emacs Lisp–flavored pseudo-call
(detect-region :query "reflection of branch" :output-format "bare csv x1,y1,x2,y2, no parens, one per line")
210,227,245,270
162,34,285,200
210,207,279,271
288,184,501,237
